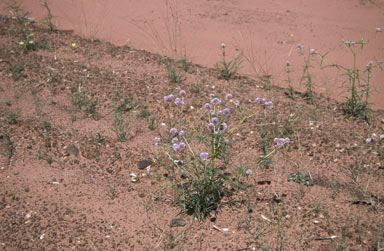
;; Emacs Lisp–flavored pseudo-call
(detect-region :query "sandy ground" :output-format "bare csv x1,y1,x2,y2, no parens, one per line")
2,0,384,108
1,9,384,250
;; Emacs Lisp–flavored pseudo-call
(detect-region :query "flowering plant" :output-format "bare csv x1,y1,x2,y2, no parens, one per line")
154,90,289,220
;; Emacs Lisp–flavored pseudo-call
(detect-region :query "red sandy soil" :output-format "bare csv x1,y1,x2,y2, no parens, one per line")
2,0,384,108
0,2,384,251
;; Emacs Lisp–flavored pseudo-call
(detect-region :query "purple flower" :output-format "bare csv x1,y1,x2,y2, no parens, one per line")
170,128,178,135
310,48,316,54
200,152,209,161
179,90,186,97
208,123,215,130
172,137,179,144
366,61,373,68
173,143,180,152
223,108,230,115
212,117,219,124
221,42,225,48
372,133,377,138
164,94,174,102
274,137,289,147
224,139,230,143
235,101,240,108
146,166,151,175
264,101,274,109
210,110,216,115
175,160,184,166
219,123,227,130
179,130,185,137
246,169,252,176
376,27,381,32
154,137,161,146
210,93,215,98
179,142,186,150
218,110,223,115
297,44,304,49
286,60,291,67
256,97,266,105
204,103,212,110
380,134,384,140
225,93,233,101
175,98,184,107
366,138,373,143
211,98,221,105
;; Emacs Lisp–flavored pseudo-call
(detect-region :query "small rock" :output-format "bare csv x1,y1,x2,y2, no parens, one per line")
313,220,320,224
67,144,79,157
170,218,186,227
138,160,153,170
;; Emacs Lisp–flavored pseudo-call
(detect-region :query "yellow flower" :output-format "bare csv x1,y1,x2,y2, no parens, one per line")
19,41,25,45
29,40,34,44
71,43,76,47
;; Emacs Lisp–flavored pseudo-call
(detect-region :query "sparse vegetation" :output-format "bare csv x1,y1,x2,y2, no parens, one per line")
0,3,383,250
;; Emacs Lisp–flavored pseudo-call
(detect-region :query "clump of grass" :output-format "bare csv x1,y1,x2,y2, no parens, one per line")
155,91,289,220
297,44,317,103
215,43,242,80
113,106,129,142
287,171,314,186
40,0,56,34
167,63,183,83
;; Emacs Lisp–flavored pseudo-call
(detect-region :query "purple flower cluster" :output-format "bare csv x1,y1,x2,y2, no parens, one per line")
204,94,234,132
200,152,209,161
164,90,186,107
366,133,384,143
164,94,174,102
173,142,186,152
256,98,274,109
154,137,161,146
274,137,290,147
211,97,221,105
